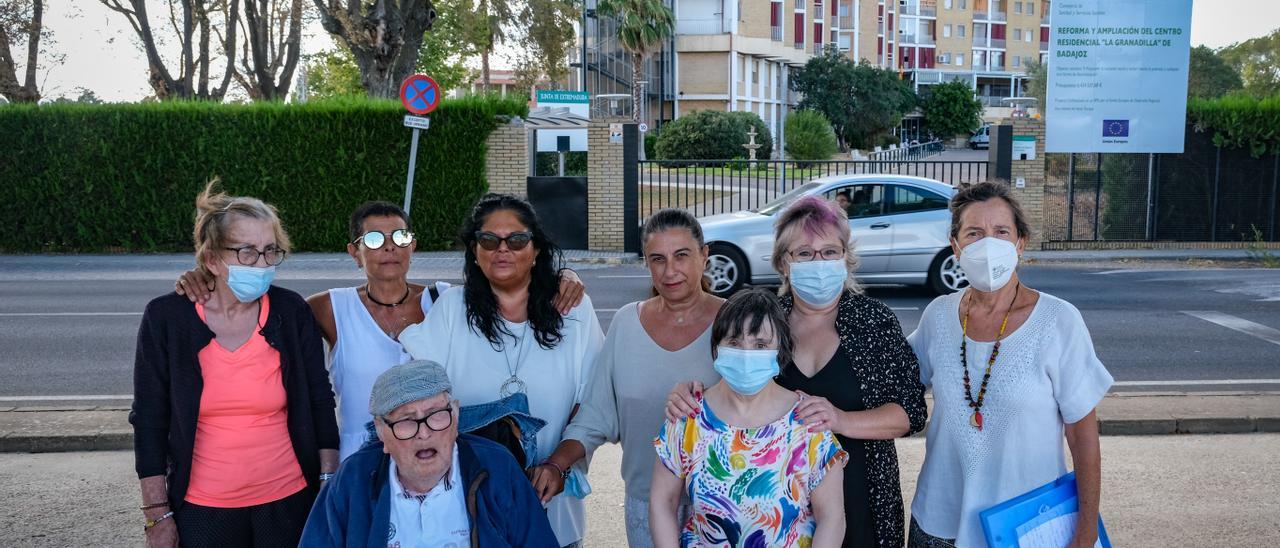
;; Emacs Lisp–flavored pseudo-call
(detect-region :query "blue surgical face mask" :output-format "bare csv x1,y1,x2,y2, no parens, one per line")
225,263,275,302
563,466,592,499
713,346,780,396
788,259,848,306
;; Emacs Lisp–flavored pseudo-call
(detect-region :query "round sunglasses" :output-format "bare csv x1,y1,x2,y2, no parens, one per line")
352,229,414,250
474,231,533,251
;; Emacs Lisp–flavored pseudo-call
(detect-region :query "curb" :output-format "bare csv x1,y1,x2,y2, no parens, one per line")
2,416,1276,454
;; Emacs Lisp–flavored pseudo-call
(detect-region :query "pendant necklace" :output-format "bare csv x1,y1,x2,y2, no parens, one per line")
363,284,411,338
500,321,530,398
960,283,1020,431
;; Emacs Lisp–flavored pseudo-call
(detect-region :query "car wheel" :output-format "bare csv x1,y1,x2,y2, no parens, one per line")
927,249,967,294
706,244,747,297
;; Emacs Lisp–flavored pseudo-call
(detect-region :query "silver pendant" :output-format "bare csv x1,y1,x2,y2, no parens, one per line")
500,375,527,398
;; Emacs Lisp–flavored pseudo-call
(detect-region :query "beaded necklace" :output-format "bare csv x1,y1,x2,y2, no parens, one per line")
960,283,1020,431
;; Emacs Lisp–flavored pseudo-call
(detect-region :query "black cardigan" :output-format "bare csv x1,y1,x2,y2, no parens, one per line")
780,291,929,547
130,286,339,510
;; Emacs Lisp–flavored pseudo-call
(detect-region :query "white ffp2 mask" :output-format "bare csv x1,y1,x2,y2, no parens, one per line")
958,237,1018,292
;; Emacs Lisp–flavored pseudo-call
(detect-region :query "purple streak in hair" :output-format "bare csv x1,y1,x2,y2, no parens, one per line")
789,196,843,238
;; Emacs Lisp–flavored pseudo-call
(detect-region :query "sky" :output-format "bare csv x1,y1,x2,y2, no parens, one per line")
24,0,1280,102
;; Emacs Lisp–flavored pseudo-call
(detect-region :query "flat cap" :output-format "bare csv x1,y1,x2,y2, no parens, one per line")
369,360,452,417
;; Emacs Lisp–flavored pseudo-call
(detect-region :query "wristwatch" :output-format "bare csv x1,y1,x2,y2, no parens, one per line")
144,511,174,531
319,472,336,482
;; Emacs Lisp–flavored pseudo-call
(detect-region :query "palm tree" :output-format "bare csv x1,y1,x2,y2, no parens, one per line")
595,0,674,124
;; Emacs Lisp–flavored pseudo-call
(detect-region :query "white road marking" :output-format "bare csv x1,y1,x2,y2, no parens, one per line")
1113,379,1280,387
1182,311,1280,347
0,312,142,317
0,395,133,402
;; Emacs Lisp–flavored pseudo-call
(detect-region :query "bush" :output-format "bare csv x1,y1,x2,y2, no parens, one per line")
1188,95,1280,157
644,131,658,159
0,96,527,252
654,110,773,161
784,110,838,161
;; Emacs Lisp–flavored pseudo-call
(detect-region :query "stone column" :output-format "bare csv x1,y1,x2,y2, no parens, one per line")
484,117,529,197
1006,117,1047,249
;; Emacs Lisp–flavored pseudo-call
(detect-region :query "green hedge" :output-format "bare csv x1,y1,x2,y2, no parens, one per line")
0,96,527,252
653,110,773,162
1187,95,1280,157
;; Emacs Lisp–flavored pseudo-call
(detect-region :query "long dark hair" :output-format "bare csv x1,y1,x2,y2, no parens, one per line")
460,194,565,349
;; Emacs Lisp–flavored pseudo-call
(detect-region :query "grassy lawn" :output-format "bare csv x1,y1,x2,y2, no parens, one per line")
639,184,735,213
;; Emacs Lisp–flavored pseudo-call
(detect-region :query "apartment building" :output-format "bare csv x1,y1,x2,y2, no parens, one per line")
577,0,1047,146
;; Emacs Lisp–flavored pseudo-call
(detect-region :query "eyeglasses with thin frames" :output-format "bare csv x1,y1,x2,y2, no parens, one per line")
789,247,846,262
223,245,286,266
383,406,454,440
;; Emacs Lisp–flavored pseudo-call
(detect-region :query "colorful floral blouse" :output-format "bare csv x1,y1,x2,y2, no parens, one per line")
654,397,849,547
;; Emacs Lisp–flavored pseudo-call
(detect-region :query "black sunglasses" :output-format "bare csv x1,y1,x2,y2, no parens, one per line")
474,231,533,251
353,229,414,250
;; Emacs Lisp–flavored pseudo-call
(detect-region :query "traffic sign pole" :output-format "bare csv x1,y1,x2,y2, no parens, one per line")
398,74,441,215
403,127,422,215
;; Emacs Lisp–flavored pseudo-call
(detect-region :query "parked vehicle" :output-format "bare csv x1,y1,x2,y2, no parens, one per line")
968,124,991,149
700,175,966,296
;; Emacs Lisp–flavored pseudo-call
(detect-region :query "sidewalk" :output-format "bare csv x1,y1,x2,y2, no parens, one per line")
1,392,1276,453
1025,248,1257,263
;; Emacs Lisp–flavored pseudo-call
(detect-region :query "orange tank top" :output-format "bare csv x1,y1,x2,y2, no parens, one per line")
185,294,307,507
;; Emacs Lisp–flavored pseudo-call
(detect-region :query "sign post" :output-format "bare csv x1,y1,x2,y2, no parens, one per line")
399,74,442,215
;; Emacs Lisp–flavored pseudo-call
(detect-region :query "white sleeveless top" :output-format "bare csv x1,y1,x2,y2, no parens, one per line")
330,282,449,461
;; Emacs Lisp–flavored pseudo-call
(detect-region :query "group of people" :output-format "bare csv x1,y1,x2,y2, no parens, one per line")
132,179,1112,548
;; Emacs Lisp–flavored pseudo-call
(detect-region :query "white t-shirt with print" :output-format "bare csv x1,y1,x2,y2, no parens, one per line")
387,446,469,548
907,290,1113,547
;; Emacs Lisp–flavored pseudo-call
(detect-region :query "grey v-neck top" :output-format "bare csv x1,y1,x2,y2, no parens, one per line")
562,301,720,501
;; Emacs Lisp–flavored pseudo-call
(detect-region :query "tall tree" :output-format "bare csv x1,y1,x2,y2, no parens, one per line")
1187,45,1243,99
1218,29,1280,99
463,0,515,92
100,0,240,100
0,0,45,103
231,0,305,100
922,80,984,139
596,0,674,123
519,0,577,89
312,0,438,98
791,52,916,150
1024,59,1046,115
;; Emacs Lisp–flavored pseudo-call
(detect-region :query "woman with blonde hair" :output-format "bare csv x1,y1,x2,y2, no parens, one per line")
132,182,338,547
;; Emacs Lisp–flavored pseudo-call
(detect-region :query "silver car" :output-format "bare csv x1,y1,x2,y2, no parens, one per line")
699,174,967,296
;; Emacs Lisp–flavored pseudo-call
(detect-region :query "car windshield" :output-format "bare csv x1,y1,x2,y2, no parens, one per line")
756,182,822,215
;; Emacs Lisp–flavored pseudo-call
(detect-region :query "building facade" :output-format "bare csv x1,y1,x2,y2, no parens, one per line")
578,0,1049,149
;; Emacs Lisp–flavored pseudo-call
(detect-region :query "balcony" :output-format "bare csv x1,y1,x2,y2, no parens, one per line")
795,0,803,9
901,33,936,46
772,25,783,41
973,8,987,19
973,35,988,47
1039,40,1048,52
815,43,826,56
989,10,1006,21
991,38,1005,48
840,15,854,28
676,18,724,34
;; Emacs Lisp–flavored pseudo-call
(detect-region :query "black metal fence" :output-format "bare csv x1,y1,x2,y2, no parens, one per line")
1043,128,1280,242
637,159,987,219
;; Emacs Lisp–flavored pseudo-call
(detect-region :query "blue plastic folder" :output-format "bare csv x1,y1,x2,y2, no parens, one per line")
978,472,1111,548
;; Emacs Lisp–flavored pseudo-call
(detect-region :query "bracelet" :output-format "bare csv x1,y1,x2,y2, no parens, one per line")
319,472,336,482
139,501,169,511
143,511,174,531
542,460,570,480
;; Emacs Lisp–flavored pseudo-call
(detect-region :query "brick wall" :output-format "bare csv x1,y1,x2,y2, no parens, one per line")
484,117,529,198
1006,117,1047,248
586,119,630,251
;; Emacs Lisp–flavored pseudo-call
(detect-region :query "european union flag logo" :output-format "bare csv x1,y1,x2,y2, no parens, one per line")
1103,119,1129,137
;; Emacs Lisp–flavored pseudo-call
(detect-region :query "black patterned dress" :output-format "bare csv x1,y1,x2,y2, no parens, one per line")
778,291,930,547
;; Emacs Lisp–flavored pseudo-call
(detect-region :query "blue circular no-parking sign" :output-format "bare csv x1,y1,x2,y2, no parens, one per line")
399,74,440,115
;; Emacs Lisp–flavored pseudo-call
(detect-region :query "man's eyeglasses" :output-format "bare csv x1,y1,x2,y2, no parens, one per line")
475,231,533,251
789,247,845,262
383,407,454,440
353,229,414,250
223,245,286,266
